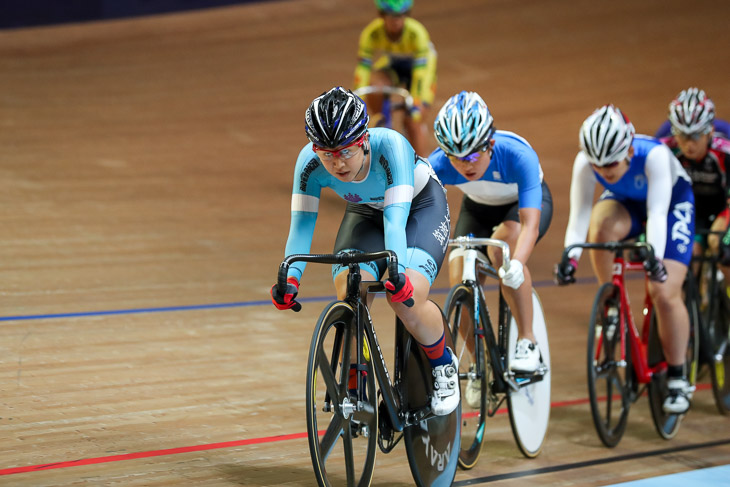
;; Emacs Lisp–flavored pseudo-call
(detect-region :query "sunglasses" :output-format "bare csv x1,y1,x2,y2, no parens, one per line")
591,160,621,169
448,143,491,163
312,136,366,160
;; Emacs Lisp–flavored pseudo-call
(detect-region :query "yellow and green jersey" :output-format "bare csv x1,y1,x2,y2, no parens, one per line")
354,17,437,106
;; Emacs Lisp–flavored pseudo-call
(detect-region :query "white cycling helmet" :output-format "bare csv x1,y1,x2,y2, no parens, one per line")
433,91,495,158
669,87,715,135
579,105,635,166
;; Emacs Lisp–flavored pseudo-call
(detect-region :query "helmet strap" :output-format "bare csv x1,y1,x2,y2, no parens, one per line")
354,140,371,181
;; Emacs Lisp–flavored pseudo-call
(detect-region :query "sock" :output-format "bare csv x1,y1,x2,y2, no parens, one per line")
420,331,452,367
667,364,685,380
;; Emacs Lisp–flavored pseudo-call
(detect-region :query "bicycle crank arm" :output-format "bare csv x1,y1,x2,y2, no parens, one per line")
403,406,433,427
502,372,521,392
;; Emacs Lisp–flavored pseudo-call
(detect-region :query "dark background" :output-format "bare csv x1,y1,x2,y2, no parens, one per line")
0,0,273,29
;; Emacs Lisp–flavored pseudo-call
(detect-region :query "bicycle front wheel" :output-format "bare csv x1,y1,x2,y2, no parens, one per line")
587,283,630,447
506,289,551,458
445,284,487,470
709,278,730,414
306,302,378,487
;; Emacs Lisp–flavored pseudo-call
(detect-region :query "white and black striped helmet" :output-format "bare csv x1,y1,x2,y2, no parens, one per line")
433,91,495,158
305,87,369,149
579,105,635,166
669,87,715,135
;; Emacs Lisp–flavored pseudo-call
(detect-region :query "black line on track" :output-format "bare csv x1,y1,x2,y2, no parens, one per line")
452,437,730,485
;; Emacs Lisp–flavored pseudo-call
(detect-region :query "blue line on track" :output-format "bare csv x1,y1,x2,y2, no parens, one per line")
0,277,597,323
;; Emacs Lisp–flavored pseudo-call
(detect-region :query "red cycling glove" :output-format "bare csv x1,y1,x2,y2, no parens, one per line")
270,277,300,310
385,273,414,303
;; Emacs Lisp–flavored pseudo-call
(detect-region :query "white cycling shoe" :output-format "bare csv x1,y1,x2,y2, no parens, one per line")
662,378,694,414
510,338,541,373
431,347,460,416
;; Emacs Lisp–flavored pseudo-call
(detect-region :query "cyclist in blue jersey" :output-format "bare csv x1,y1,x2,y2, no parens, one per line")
270,87,459,416
555,105,696,414
429,91,553,391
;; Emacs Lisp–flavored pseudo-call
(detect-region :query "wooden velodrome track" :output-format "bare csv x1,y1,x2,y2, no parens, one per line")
1,0,729,485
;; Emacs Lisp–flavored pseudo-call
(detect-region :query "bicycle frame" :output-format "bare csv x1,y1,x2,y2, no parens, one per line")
278,250,433,436
449,236,545,396
562,242,665,385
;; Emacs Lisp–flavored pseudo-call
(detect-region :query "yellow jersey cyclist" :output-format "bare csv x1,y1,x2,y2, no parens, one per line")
354,0,437,157
269,87,459,416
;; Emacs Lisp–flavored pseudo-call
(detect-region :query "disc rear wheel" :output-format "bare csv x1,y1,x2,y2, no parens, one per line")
506,289,551,458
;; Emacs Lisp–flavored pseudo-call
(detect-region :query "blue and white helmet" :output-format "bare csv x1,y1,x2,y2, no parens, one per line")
433,91,495,158
579,105,635,166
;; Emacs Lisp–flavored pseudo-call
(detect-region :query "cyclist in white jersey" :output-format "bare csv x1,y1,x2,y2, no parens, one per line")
555,105,696,414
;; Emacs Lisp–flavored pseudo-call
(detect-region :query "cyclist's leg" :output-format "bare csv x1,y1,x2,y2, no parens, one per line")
366,56,397,128
587,195,634,284
649,260,690,365
403,47,436,157
490,219,535,341
489,185,553,340
448,195,508,351
651,183,695,413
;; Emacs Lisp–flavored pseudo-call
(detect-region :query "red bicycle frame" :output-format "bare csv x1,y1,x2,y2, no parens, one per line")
598,254,667,384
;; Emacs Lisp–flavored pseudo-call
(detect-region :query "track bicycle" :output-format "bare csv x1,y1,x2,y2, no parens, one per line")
688,230,730,414
353,85,414,133
558,241,699,447
444,236,550,468
276,250,460,487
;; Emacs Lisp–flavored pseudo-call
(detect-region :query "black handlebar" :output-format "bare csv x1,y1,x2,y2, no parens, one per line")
559,241,656,267
276,250,413,311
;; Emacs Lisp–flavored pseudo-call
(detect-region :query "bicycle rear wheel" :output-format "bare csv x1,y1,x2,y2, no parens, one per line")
306,302,378,487
647,276,700,439
506,289,551,458
708,277,730,414
403,310,461,487
587,283,630,447
445,284,487,469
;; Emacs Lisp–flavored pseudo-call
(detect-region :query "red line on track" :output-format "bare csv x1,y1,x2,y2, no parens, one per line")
0,384,712,477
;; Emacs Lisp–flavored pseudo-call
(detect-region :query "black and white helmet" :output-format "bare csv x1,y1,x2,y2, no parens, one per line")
669,87,715,135
305,87,369,149
579,105,635,166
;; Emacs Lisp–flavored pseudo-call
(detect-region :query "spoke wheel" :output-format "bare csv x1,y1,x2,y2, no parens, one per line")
506,289,551,458
709,277,730,414
445,284,487,470
587,283,630,447
306,302,378,487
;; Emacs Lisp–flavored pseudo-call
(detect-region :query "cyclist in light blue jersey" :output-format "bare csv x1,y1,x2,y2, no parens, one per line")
270,87,459,416
429,91,553,384
555,105,696,414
